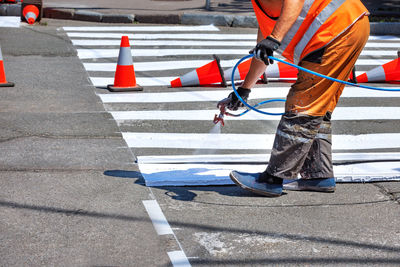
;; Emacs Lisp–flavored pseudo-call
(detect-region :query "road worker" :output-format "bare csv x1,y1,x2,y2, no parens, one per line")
219,0,370,197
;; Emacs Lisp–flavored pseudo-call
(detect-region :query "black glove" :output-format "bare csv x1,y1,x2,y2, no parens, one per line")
217,87,251,111
251,36,281,65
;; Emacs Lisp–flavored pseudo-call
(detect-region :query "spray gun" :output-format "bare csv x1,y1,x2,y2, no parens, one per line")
213,104,226,126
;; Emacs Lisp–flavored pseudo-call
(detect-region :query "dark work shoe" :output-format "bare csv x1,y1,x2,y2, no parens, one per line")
229,171,283,197
283,178,336,192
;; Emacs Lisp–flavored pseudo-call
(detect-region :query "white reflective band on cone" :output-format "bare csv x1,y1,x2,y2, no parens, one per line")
117,47,133,66
180,69,200,86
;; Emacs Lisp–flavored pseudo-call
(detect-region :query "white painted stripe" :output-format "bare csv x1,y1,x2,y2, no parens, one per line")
91,77,174,87
67,32,257,40
168,251,191,267
137,152,400,164
64,25,219,32
71,39,254,47
364,42,400,49
368,36,400,41
98,86,400,103
83,58,393,73
83,59,241,72
77,47,396,59
110,107,400,121
0,16,20,28
123,132,400,150
142,200,173,235
77,48,252,59
138,162,400,186
360,50,398,56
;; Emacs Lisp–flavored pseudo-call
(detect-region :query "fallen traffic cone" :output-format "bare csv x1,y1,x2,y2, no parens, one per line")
107,36,142,92
356,57,400,83
170,55,226,87
22,4,39,25
263,61,298,81
0,45,14,87
223,58,252,82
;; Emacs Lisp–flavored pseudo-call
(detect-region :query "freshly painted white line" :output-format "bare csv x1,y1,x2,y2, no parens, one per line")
71,39,255,47
67,32,257,40
111,107,400,121
137,152,400,164
142,200,173,235
138,162,400,186
77,48,253,59
77,47,396,59
83,59,241,72
360,50,398,56
98,86,400,103
70,39,400,49
83,58,390,72
368,36,400,41
0,16,20,28
168,251,191,267
64,25,219,32
123,132,400,150
91,77,174,87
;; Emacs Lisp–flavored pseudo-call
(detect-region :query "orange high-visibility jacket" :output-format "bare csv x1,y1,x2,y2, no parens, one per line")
251,0,369,64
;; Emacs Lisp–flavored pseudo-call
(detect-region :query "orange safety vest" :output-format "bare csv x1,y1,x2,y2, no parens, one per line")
251,0,369,64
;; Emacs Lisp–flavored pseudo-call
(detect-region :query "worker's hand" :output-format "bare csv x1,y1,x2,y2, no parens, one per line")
251,36,281,65
217,87,251,111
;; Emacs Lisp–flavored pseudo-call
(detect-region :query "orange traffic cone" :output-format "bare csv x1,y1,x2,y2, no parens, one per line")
170,55,226,87
22,5,39,25
263,61,298,81
0,45,14,87
107,36,142,92
356,57,400,83
223,58,252,82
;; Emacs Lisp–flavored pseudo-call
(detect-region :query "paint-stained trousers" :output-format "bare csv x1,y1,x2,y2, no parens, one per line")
266,16,370,180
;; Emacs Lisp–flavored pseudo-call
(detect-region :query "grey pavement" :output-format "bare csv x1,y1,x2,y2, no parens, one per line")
0,17,399,266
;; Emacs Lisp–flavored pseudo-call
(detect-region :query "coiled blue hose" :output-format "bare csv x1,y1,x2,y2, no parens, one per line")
231,54,400,116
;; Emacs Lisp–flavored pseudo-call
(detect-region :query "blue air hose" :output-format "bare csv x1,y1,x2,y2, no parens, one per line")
231,54,400,116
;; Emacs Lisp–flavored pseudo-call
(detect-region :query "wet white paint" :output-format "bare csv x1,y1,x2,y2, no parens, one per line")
0,16,20,28
91,76,174,87
63,25,219,32
111,107,400,121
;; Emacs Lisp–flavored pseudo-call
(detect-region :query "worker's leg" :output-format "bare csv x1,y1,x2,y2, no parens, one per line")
266,16,370,181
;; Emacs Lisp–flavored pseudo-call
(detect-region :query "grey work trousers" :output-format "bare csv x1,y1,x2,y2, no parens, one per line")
266,112,333,180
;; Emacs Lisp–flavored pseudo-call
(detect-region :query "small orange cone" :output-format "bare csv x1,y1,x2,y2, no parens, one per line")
170,55,226,87
107,36,142,92
0,45,14,87
357,57,400,83
22,5,39,25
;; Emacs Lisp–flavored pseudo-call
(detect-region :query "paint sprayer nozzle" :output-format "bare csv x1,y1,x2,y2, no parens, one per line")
213,105,226,126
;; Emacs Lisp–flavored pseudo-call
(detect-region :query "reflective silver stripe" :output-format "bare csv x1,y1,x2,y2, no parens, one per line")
224,66,241,81
293,0,347,63
181,69,200,86
0,46,3,61
366,65,385,82
276,129,312,144
279,0,314,54
25,12,37,21
316,133,332,140
117,47,133,66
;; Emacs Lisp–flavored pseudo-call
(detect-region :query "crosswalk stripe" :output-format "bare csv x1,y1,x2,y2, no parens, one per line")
98,87,400,103
71,39,400,49
137,152,400,164
122,132,400,150
63,25,220,32
83,58,393,72
138,162,400,186
91,77,174,87
110,107,400,121
76,48,398,59
67,32,257,40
